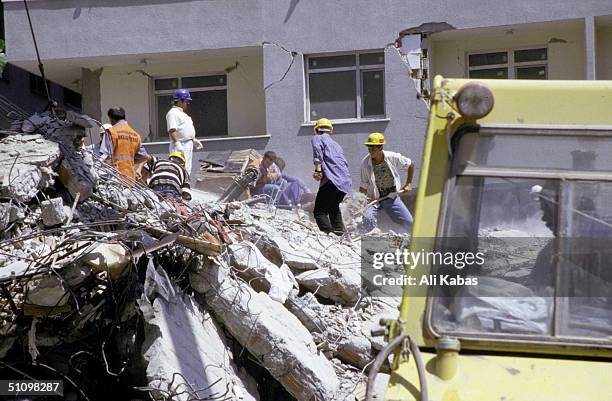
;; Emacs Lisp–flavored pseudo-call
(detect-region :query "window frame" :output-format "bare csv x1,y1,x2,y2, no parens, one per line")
304,50,386,123
426,124,612,352
150,72,228,141
29,73,49,97
62,87,82,110
467,45,548,80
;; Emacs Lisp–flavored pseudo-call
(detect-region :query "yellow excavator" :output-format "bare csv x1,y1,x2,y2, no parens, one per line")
367,76,612,401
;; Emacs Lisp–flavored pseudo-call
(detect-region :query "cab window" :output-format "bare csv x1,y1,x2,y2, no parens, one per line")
430,129,612,343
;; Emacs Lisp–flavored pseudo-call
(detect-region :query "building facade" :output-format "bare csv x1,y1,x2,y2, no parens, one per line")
4,0,612,187
0,2,81,126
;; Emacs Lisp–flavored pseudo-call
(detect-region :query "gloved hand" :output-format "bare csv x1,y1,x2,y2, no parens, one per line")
172,141,185,152
194,138,203,150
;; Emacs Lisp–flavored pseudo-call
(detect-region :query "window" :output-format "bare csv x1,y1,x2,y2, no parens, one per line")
306,51,385,121
1,63,10,83
63,88,82,110
468,47,547,80
152,74,228,141
29,73,49,97
430,128,612,346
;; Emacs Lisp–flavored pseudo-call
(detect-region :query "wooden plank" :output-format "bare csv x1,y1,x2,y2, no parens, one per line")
143,226,223,256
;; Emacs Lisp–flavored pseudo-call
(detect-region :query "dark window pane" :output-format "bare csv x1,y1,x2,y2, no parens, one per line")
362,70,385,116
190,90,228,137
469,68,508,79
308,55,356,69
154,78,179,91
516,65,547,80
514,48,547,63
1,64,10,82
359,52,385,65
63,88,82,110
29,73,48,96
156,94,174,140
469,52,508,67
182,75,226,88
309,71,356,120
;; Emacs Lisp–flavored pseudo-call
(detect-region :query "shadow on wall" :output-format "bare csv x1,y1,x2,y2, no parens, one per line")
18,0,197,13
283,0,300,23
296,120,390,137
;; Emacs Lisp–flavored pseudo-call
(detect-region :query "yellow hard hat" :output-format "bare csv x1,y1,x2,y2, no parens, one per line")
313,118,333,134
169,151,186,163
364,132,385,146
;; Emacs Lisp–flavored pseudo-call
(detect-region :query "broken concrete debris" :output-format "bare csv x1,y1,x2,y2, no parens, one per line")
0,134,61,202
192,259,339,401
141,288,259,401
0,111,405,401
40,197,68,226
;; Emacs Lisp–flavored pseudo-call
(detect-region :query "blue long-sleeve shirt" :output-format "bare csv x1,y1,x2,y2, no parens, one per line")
311,133,352,194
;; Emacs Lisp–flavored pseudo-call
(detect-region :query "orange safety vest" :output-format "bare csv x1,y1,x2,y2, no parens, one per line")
108,123,142,181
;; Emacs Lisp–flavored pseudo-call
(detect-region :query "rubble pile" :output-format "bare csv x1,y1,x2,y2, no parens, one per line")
0,112,400,401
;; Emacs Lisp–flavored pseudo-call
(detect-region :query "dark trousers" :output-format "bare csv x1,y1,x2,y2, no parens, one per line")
314,181,346,234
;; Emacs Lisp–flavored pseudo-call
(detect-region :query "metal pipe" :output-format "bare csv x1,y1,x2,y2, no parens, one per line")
23,0,54,113
365,334,428,401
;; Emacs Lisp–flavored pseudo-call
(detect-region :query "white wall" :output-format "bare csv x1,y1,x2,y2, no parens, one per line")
431,23,586,80
596,26,612,79
99,52,265,141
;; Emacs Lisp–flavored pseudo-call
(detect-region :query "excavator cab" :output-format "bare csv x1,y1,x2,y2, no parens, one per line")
374,76,612,401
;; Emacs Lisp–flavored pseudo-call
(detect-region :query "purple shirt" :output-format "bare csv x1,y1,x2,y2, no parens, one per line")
311,133,352,194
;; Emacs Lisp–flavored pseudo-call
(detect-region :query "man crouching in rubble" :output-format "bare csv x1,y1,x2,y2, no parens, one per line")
250,150,282,200
359,132,414,233
143,151,192,214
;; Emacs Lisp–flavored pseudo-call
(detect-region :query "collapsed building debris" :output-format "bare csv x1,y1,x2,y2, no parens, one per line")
0,111,404,401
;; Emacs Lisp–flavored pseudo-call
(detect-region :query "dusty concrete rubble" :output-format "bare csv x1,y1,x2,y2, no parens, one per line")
0,111,403,401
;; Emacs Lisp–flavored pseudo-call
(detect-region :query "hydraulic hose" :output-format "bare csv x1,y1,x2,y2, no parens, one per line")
365,334,428,401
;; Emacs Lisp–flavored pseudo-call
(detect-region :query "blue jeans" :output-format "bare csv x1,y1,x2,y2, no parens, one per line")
252,183,282,202
364,196,413,233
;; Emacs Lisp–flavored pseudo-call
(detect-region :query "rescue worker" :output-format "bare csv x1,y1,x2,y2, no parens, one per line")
166,89,203,175
251,151,282,200
274,157,315,207
99,107,149,181
84,123,111,154
359,132,414,233
311,118,351,235
144,151,192,202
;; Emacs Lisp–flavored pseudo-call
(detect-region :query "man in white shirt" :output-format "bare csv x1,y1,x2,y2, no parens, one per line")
166,88,203,174
359,132,415,233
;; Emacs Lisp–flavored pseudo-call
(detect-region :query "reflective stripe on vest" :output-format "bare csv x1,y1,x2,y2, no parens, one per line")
108,124,141,179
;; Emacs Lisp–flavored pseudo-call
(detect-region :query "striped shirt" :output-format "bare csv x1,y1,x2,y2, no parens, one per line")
144,157,192,200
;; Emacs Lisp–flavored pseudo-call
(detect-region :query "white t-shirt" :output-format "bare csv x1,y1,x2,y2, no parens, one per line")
166,105,196,141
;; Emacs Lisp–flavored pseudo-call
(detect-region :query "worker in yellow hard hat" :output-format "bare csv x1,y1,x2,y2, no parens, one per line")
311,118,352,235
169,151,187,164
359,132,415,233
143,150,192,207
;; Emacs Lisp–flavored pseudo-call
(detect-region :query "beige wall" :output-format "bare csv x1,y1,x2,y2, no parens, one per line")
99,52,266,141
431,23,586,80
596,26,612,79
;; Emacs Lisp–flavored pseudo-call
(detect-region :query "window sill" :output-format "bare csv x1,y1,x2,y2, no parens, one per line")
144,134,271,146
301,117,390,127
